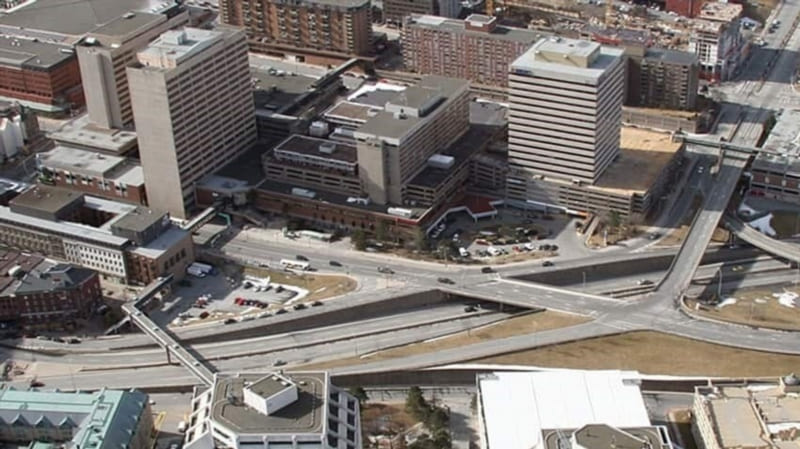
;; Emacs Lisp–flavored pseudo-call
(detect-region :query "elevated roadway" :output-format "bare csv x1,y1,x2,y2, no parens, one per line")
122,276,215,385
724,214,800,263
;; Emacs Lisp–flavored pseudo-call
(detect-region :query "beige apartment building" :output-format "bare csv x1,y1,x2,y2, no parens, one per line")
402,14,545,88
219,0,372,63
353,75,470,205
507,37,625,185
127,27,256,219
77,10,189,129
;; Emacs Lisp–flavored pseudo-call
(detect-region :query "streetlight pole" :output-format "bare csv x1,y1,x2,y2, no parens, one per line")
717,268,723,301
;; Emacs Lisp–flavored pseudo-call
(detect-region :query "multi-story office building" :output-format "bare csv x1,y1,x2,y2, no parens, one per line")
688,2,743,81
127,27,256,219
507,37,625,185
219,0,372,64
77,10,189,129
0,37,84,113
0,385,153,449
0,185,194,285
630,48,699,110
384,0,460,24
750,109,800,204
0,249,101,327
245,77,498,237
353,75,470,205
402,14,545,88
184,371,362,449
37,145,147,206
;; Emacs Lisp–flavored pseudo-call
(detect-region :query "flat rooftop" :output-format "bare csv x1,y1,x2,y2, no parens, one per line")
10,184,83,215
0,36,74,69
581,25,652,46
136,27,223,69
49,115,138,155
543,425,670,449
511,37,624,84
355,76,468,142
644,47,698,66
211,372,325,434
88,11,164,39
111,207,165,233
130,226,188,258
0,206,129,247
753,109,800,173
405,14,545,44
697,383,800,449
408,125,494,189
699,1,742,22
248,373,294,398
596,127,683,195
274,135,357,163
323,101,379,125
0,0,176,38
478,370,652,449
252,65,318,115
39,145,124,177
346,82,406,107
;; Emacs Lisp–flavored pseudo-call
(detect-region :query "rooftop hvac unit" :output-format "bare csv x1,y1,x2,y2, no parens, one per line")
427,154,455,170
309,121,329,137
291,187,316,199
387,207,414,218
318,142,336,154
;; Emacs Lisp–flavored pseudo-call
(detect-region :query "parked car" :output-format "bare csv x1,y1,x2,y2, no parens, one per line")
637,279,653,286
437,277,455,284
377,266,394,274
329,260,342,267
223,318,236,325
542,261,554,267
296,255,309,261
481,266,494,273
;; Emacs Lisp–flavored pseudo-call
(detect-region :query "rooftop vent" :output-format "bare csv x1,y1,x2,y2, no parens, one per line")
319,142,336,154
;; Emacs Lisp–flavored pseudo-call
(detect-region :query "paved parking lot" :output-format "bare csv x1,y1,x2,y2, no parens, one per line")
431,208,591,264
148,271,305,327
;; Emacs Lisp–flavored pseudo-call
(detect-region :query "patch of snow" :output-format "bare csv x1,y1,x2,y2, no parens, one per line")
748,213,777,237
773,291,798,308
754,298,768,304
717,297,738,308
738,202,758,216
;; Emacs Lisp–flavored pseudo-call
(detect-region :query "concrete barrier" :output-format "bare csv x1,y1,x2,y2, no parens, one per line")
510,248,762,286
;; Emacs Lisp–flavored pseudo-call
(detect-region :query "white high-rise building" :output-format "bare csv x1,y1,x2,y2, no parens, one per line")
507,37,624,185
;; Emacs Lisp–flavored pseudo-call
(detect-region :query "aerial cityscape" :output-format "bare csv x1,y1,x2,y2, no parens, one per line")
0,0,799,446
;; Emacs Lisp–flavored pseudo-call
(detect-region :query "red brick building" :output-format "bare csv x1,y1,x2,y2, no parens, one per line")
0,249,101,328
666,0,706,18
219,0,373,64
0,37,84,112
